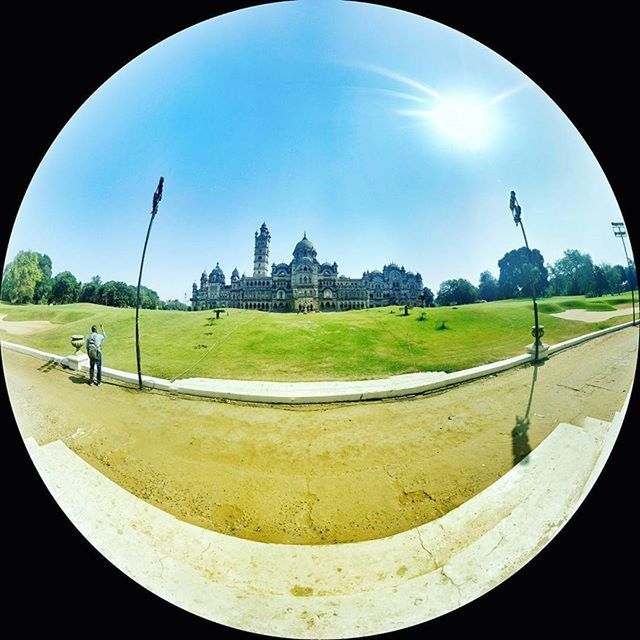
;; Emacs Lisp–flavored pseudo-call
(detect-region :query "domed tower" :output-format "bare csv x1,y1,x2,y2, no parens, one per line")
253,222,271,277
209,262,225,285
291,232,319,311
231,267,240,282
292,232,317,260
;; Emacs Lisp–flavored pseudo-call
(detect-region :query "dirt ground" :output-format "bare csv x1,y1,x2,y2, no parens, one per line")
2,328,637,544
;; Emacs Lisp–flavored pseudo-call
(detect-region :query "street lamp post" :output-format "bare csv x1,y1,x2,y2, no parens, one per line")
611,221,636,326
135,177,164,390
508,190,543,362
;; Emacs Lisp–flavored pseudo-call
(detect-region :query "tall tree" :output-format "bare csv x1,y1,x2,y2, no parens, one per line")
590,265,609,297
625,263,637,291
1,262,15,302
550,249,595,296
138,285,161,309
436,278,479,306
99,281,135,307
33,253,53,304
498,247,548,299
422,286,435,307
478,270,500,301
3,251,42,304
601,264,624,294
50,271,80,304
79,275,102,303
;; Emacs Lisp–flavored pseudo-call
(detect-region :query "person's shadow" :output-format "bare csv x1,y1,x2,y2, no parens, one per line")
512,363,542,466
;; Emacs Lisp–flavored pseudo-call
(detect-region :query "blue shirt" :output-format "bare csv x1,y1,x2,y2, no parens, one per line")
86,331,107,353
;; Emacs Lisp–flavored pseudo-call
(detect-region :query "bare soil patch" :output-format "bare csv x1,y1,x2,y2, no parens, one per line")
3,327,637,544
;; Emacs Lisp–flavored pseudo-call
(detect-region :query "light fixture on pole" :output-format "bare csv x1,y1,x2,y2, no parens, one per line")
509,190,544,362
611,221,636,326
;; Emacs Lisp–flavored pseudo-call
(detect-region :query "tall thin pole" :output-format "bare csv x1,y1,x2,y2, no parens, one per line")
612,222,636,327
135,177,164,390
509,191,541,362
619,234,636,326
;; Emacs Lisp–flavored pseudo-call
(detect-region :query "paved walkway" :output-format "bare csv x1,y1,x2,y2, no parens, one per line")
3,327,636,544
22,404,623,638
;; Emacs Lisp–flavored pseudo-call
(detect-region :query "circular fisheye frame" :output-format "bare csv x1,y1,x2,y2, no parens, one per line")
2,2,636,637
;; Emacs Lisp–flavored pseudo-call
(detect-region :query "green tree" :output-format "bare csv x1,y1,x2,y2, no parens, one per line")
79,275,102,303
590,265,609,297
549,250,595,296
478,270,500,301
626,263,637,290
1,263,15,302
3,251,42,303
51,271,80,304
33,254,53,304
436,278,479,306
136,285,162,309
422,286,434,307
163,299,188,311
99,281,135,307
498,247,548,299
601,264,624,294
614,265,628,292
98,281,116,306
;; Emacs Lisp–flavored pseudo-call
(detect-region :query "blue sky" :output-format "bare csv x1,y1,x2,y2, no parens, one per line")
6,0,627,300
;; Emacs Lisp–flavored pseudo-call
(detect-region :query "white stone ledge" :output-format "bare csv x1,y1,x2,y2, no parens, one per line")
21,396,628,638
1,321,634,404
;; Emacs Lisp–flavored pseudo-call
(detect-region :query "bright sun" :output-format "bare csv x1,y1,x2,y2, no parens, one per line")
365,66,521,151
428,96,492,149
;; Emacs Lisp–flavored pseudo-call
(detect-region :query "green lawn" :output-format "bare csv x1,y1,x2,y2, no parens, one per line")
0,295,634,381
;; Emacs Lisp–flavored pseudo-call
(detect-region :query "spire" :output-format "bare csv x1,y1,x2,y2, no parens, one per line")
254,221,271,276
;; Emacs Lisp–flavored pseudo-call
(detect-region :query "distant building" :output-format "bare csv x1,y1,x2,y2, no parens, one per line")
191,222,426,312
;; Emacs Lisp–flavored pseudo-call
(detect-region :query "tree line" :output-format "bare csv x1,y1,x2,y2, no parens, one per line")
432,247,637,306
1,251,188,310
2,247,636,311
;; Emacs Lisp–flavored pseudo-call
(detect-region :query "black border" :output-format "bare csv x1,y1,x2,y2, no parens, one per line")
4,2,637,637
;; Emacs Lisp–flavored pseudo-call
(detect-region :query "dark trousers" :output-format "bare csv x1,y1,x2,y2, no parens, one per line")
89,351,102,383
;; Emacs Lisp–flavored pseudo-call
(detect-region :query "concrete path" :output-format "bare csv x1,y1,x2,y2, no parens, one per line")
3,327,637,545
21,398,627,638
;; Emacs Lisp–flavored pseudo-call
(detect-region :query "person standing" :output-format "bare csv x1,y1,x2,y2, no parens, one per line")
86,323,107,386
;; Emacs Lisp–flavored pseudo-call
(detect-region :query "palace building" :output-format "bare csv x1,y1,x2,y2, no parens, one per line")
191,222,426,312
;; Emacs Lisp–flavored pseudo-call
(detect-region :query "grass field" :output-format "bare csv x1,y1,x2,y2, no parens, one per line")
0,295,634,381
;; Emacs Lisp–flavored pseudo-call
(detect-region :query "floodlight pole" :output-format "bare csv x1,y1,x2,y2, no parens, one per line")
135,177,164,390
611,222,636,326
509,191,541,362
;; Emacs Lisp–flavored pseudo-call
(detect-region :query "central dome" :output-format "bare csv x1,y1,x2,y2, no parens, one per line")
293,232,317,259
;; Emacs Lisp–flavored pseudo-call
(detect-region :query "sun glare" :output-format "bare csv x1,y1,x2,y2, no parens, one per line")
429,96,492,149
366,66,523,150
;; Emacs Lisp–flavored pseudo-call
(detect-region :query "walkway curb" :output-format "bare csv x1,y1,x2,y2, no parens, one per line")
1,320,634,404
